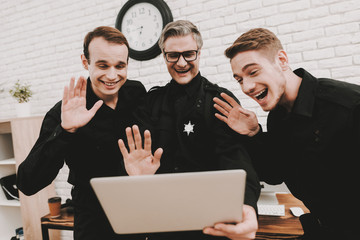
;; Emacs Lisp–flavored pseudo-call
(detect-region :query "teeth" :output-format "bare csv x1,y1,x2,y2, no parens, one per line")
176,69,190,73
254,88,268,100
255,89,266,98
101,80,120,86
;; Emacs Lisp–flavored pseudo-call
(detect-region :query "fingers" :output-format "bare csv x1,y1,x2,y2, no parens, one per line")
215,112,228,124
132,125,142,150
88,100,103,117
80,76,87,98
69,77,75,99
220,92,240,108
143,130,151,152
118,139,129,159
214,103,229,118
62,85,69,107
203,227,226,237
213,97,232,113
74,76,83,97
153,148,163,164
125,127,135,152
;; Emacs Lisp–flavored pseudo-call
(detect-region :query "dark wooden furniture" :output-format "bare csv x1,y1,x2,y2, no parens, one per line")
40,207,74,240
40,193,308,240
256,193,309,239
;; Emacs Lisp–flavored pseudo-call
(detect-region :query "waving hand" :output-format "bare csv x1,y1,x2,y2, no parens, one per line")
213,93,260,137
118,125,163,176
61,76,103,133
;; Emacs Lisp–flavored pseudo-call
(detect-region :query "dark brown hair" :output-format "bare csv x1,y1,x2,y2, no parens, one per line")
83,26,129,63
225,28,283,60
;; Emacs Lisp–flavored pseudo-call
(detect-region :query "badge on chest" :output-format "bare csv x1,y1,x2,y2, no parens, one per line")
183,121,195,136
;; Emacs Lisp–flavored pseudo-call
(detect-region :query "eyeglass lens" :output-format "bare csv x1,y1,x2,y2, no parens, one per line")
166,50,197,62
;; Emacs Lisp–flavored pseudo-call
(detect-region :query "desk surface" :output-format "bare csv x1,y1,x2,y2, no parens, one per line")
256,193,309,239
41,193,308,239
41,207,74,229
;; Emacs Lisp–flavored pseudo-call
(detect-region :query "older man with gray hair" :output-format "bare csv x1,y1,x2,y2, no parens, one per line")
119,20,261,240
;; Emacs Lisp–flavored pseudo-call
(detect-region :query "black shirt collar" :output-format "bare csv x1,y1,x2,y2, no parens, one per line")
169,72,202,98
291,68,318,118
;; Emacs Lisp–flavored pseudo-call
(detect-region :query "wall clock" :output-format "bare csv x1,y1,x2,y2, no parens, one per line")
115,0,173,61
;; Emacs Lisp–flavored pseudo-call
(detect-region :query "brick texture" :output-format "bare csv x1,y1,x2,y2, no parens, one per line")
1,1,359,239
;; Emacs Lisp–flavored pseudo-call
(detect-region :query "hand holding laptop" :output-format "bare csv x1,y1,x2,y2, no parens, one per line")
203,204,258,240
118,125,163,176
117,125,258,240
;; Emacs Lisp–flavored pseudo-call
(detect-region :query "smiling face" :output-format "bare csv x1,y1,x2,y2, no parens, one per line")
82,37,128,105
230,50,288,111
163,34,200,85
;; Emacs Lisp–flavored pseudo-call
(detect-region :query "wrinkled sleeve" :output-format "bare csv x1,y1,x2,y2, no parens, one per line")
16,102,75,196
213,90,261,211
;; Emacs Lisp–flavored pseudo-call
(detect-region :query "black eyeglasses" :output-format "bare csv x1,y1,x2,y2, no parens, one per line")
164,50,199,63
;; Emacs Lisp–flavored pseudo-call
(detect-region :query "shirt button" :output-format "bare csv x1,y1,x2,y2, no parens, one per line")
174,167,179,172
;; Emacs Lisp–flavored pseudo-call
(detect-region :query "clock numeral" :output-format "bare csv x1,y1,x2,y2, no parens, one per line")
156,22,160,28
142,42,146,47
148,10,151,16
131,12,137,18
153,15,157,21
127,19,133,26
139,7,145,15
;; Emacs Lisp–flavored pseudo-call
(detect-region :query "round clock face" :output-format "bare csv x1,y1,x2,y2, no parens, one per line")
121,2,163,52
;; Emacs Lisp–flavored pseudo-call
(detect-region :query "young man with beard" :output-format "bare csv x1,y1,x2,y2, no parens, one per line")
213,28,359,240
118,20,261,240
17,26,146,239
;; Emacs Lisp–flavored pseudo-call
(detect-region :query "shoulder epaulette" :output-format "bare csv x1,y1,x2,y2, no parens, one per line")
317,78,360,108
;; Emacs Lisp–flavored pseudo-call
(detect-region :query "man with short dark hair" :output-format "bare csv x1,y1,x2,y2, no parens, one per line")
214,28,360,240
17,26,146,239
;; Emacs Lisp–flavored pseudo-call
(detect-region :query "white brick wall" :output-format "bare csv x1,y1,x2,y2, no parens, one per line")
1,0,359,239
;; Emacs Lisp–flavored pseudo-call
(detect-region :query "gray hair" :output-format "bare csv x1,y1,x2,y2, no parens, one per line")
158,20,203,52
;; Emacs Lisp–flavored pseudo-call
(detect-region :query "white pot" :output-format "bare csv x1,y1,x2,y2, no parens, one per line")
15,102,31,117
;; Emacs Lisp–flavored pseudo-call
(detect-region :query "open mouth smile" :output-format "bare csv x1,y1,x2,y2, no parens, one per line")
175,68,191,74
99,79,121,86
254,88,268,100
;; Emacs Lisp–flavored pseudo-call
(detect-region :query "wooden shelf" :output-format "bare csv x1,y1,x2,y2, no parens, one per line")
0,116,59,239
0,158,16,165
0,199,20,207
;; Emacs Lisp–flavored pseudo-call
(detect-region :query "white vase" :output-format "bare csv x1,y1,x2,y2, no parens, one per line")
15,102,31,117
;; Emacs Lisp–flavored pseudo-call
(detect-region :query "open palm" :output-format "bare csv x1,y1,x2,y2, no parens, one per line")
61,76,103,133
213,93,260,137
118,125,162,176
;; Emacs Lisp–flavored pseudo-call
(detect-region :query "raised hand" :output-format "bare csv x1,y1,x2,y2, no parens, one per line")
118,125,163,176
61,76,103,133
213,93,260,137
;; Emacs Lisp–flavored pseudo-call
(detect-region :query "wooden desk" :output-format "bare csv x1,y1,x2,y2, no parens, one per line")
40,194,308,240
256,193,309,239
40,207,74,240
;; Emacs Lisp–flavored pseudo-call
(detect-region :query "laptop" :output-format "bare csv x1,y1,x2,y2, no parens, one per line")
90,169,246,234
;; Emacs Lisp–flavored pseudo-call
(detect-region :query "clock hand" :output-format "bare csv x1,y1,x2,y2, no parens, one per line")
131,26,144,34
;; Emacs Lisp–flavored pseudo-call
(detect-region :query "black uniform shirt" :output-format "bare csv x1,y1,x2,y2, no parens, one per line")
249,68,360,237
134,73,261,240
17,79,146,240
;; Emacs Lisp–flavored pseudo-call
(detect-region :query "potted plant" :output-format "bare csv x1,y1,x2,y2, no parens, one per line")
9,80,33,117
